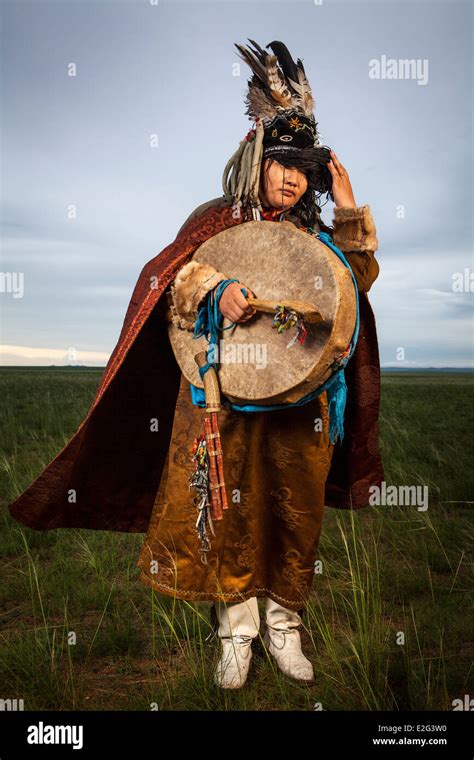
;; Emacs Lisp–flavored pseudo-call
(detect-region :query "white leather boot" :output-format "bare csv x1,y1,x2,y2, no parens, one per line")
263,597,314,682
213,597,260,689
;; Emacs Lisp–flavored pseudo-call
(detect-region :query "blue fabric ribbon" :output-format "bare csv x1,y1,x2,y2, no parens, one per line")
193,277,242,380
190,230,360,445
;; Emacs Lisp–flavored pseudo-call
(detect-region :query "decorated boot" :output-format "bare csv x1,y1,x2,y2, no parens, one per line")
263,597,314,682
213,597,260,689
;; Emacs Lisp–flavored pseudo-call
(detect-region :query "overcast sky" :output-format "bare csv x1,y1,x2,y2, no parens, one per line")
1,0,472,367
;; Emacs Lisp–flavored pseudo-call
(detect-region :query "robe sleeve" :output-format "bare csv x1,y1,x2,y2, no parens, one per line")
331,204,380,293
168,260,229,330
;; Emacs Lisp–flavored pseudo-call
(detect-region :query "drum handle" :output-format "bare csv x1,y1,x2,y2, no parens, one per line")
246,296,323,325
194,350,222,412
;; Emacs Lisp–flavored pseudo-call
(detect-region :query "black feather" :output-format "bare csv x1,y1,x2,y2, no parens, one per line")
246,38,268,65
265,40,300,86
234,43,268,86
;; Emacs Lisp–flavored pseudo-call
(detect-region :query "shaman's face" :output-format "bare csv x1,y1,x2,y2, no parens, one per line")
260,158,308,210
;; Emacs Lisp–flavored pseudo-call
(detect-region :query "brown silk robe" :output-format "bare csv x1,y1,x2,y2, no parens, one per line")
136,200,381,611
7,198,384,611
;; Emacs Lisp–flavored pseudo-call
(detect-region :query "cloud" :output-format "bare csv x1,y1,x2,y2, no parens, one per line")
1,0,471,368
0,344,109,366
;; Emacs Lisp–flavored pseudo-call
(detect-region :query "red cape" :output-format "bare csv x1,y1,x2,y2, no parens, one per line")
8,203,385,533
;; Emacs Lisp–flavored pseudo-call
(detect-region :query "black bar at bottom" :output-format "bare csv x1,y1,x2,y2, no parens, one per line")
0,709,472,758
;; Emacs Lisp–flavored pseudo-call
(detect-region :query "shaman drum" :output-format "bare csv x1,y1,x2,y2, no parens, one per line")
167,220,356,406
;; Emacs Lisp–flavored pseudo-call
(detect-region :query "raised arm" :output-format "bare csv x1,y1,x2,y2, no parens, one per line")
326,150,380,293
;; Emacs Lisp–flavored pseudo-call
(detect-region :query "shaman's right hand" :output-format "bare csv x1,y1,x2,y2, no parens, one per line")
218,281,256,323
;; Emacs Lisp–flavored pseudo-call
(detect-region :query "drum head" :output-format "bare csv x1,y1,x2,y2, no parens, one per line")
167,220,356,405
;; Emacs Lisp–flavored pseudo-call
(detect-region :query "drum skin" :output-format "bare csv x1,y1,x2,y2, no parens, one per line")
167,220,356,405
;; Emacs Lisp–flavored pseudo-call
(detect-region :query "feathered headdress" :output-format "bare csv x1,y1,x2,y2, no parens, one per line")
236,39,319,133
222,39,332,218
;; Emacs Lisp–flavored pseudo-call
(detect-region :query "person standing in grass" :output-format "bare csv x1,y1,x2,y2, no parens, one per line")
136,39,383,688
8,39,384,691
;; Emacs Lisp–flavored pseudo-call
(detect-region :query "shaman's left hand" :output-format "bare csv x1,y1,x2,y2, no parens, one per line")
327,150,357,208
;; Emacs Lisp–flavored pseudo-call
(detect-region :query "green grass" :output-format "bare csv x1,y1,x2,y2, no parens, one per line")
0,368,473,710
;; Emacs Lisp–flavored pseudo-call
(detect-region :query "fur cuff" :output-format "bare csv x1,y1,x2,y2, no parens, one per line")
332,204,378,253
169,260,228,330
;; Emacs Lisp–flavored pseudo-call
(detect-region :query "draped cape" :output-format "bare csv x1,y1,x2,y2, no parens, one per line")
8,203,385,533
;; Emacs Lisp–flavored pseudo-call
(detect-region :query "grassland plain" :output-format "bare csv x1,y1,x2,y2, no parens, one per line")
0,368,472,711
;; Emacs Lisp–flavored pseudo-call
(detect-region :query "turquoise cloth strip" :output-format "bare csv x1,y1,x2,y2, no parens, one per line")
193,277,242,379
190,231,360,445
